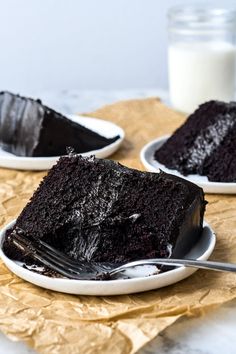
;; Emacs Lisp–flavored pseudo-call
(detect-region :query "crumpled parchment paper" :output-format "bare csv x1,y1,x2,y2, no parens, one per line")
0,98,236,354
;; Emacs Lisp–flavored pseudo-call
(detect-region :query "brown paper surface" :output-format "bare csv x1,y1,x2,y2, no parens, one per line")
0,98,236,354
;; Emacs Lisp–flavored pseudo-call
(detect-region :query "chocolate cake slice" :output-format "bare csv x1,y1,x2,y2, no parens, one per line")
0,91,119,157
3,156,206,265
154,100,236,182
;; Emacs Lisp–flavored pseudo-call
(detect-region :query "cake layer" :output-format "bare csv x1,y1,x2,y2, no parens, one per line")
0,91,119,157
3,156,206,264
154,100,236,182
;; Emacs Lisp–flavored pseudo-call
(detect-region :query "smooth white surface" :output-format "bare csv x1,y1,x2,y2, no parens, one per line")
0,0,235,93
27,88,169,115
0,115,124,170
141,299,236,354
0,220,215,296
0,0,169,92
140,135,236,194
0,333,34,354
169,42,236,113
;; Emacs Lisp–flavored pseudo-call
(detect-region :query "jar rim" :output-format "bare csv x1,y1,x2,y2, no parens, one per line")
168,5,236,32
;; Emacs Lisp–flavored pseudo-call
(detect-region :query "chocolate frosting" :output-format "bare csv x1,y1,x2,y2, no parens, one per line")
0,91,120,157
155,100,236,182
0,92,44,156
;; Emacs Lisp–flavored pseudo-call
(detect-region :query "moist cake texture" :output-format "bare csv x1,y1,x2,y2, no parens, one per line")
154,100,236,182
0,91,119,157
3,156,206,264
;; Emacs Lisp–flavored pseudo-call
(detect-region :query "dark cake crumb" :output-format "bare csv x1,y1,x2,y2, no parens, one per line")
23,264,63,278
154,100,236,182
3,156,205,271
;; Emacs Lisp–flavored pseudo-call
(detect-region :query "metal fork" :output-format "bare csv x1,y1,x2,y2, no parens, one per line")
10,232,236,280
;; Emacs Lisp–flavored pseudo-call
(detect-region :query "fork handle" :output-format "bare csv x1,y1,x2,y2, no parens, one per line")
109,258,236,276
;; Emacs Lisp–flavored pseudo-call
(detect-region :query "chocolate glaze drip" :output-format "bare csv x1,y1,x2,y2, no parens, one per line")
0,91,120,157
0,92,44,156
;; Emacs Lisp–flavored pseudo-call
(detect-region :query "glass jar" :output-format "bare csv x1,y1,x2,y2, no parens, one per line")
168,6,236,113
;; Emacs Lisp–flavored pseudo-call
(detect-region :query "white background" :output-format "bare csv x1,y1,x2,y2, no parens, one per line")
0,0,236,94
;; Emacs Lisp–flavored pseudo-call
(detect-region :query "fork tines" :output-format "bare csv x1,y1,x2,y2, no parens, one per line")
10,232,113,280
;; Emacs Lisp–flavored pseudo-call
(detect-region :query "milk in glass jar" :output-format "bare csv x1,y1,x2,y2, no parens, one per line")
168,6,236,113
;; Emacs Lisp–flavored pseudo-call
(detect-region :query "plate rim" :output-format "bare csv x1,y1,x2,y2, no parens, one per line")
0,219,216,288
140,135,236,189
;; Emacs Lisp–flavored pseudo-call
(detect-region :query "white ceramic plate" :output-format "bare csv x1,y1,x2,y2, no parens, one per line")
0,220,215,296
140,135,236,194
0,115,125,170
